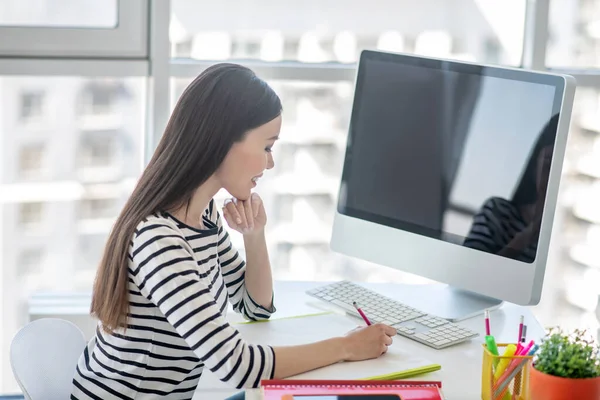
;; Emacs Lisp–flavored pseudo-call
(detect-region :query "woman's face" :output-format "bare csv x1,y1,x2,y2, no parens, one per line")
215,115,281,200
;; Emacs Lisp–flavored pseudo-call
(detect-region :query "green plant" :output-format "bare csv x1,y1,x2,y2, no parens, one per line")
534,328,600,379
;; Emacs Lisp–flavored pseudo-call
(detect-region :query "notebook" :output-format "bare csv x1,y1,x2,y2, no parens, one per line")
260,379,445,400
235,312,440,381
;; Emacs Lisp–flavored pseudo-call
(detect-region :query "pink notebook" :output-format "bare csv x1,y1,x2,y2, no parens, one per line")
260,379,444,400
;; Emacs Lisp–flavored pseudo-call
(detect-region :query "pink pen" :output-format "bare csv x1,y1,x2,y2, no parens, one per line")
519,339,535,356
485,310,491,336
518,315,524,342
352,301,372,326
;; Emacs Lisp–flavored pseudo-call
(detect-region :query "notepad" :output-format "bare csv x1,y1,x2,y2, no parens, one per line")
234,312,440,381
260,379,445,400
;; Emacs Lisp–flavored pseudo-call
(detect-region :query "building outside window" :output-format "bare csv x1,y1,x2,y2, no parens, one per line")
18,202,44,228
78,197,117,220
78,131,119,168
17,144,44,179
19,91,44,122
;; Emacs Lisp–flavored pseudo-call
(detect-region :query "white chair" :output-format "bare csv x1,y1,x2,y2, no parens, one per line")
10,318,86,400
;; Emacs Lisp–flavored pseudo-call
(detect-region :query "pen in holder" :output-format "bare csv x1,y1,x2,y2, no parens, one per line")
481,343,533,400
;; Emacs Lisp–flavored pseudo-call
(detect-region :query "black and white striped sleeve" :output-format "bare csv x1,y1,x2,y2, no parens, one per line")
129,223,275,389
213,203,275,321
463,198,504,253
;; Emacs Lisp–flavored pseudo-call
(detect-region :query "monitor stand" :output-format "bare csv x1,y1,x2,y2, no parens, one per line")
369,282,503,322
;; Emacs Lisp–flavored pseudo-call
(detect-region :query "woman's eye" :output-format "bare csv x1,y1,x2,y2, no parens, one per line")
265,147,272,153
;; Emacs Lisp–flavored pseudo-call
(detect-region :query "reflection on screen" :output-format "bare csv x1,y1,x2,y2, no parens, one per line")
339,56,559,263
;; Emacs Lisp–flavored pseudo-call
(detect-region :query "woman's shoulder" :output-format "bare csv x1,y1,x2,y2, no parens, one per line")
133,212,182,239
479,196,520,217
482,196,515,208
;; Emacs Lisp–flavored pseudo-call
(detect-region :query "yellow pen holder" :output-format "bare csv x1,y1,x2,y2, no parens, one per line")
481,343,533,400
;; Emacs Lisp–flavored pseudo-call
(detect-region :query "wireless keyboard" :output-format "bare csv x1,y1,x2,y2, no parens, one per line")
306,280,479,349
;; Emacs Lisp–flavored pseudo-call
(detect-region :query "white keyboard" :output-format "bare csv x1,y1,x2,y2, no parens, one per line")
306,281,479,349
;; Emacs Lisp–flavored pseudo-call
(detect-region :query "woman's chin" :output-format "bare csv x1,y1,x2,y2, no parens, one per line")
226,188,251,201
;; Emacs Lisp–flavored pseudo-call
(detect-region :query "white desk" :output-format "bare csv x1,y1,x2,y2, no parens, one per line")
194,281,544,400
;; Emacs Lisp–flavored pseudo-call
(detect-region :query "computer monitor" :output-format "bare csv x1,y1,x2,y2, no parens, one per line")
331,50,575,321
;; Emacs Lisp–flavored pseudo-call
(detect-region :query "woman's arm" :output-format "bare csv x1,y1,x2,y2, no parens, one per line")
242,231,273,309
221,194,274,310
272,323,396,378
497,226,535,257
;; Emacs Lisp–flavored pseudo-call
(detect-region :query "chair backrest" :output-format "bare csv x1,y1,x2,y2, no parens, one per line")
10,318,86,400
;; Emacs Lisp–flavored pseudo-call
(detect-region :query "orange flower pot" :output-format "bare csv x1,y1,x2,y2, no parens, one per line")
530,366,600,400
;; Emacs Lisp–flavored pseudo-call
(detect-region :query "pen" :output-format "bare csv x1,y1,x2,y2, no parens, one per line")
519,339,534,356
517,315,524,343
521,325,527,343
353,301,372,326
362,364,441,380
485,309,491,336
516,343,523,355
516,324,527,354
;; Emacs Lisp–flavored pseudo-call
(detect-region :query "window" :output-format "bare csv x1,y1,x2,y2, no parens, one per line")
0,75,144,394
78,198,117,220
18,202,44,227
547,0,600,67
18,144,45,179
16,248,44,277
20,91,44,121
78,132,118,168
0,0,117,28
555,87,600,327
78,81,126,116
171,0,527,65
78,234,106,270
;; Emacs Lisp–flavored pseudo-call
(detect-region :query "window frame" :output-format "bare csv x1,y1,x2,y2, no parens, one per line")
0,0,148,58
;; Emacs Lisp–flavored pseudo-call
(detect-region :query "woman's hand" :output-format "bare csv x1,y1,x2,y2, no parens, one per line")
222,193,267,235
341,323,397,361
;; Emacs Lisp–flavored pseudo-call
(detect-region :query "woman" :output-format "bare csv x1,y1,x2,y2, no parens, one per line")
71,63,396,399
463,114,558,263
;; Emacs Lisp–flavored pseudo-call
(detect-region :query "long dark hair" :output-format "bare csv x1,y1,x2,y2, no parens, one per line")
511,114,559,206
91,63,282,332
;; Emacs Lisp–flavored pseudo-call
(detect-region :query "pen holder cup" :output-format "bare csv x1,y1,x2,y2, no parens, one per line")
481,343,533,400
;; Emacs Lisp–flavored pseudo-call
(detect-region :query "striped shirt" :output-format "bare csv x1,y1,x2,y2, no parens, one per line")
463,197,537,263
72,200,276,399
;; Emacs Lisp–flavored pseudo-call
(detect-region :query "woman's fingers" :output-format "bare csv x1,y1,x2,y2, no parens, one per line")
224,199,242,226
243,198,254,230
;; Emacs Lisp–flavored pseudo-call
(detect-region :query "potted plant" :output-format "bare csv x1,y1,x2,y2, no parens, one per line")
530,328,600,400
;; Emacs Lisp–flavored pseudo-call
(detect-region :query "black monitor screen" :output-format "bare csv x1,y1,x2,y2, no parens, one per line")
338,51,565,263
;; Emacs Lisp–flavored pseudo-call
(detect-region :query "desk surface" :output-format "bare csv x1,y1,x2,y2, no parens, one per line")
194,281,545,400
